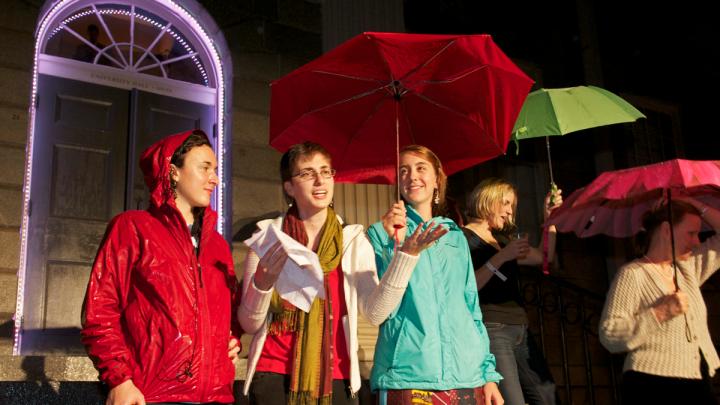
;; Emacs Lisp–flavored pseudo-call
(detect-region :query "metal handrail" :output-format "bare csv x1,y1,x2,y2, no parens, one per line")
517,268,621,405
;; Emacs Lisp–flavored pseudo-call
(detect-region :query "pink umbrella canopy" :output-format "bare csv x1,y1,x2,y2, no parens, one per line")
547,159,720,238
269,32,533,184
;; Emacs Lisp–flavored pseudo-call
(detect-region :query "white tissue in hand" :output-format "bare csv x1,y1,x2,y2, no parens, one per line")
243,223,325,312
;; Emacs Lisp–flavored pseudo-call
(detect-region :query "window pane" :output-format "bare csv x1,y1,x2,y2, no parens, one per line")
44,3,209,86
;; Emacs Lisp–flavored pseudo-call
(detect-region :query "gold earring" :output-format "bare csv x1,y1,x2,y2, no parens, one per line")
433,189,440,205
169,170,178,199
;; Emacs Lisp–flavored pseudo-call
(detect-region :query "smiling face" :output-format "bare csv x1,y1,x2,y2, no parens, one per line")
399,152,438,211
171,144,218,209
283,152,335,217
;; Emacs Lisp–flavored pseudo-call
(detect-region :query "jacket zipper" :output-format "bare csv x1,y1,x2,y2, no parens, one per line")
195,231,213,401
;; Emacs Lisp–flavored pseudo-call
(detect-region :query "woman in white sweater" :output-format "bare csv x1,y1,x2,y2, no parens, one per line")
599,198,720,404
237,142,446,405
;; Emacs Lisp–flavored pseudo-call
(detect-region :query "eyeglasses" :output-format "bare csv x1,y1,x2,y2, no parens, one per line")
292,168,336,182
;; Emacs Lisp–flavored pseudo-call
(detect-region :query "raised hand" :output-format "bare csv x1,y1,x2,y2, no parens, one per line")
381,201,408,242
544,185,563,220
254,242,288,291
399,221,448,256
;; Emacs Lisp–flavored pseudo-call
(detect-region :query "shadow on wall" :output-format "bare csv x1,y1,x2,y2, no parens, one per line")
232,211,283,243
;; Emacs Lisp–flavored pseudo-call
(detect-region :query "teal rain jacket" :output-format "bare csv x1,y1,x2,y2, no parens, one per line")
367,206,502,391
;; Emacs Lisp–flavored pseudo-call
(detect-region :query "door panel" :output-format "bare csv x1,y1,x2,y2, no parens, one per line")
23,77,217,354
127,90,214,211
24,75,129,353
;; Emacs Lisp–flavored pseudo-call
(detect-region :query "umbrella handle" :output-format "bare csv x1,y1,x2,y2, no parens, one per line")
549,181,558,206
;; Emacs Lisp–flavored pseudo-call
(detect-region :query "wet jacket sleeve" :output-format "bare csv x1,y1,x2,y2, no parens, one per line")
80,215,140,389
223,244,243,344
462,242,503,384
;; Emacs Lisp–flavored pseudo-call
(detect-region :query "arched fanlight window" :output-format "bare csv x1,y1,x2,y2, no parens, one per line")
14,0,233,355
43,3,210,86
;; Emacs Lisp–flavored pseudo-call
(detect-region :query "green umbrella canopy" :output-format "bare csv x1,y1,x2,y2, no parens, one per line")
511,85,645,187
512,85,646,140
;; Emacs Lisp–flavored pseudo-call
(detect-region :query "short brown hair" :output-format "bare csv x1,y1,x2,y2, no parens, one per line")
279,142,333,204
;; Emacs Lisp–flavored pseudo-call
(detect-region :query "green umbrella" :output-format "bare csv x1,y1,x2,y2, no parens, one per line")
512,85,646,185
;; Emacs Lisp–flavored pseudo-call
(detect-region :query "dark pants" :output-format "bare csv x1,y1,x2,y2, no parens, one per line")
249,372,358,405
621,353,717,405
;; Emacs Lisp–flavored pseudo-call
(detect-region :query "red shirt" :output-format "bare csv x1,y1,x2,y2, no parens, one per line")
256,266,351,379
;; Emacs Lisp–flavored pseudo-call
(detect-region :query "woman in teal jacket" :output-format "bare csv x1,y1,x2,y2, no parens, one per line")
367,145,503,404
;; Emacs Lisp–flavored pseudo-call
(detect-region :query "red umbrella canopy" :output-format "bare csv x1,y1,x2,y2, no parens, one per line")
270,32,534,184
547,159,720,238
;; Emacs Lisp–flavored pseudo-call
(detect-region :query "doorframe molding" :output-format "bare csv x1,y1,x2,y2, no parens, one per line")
14,0,233,355
38,53,217,105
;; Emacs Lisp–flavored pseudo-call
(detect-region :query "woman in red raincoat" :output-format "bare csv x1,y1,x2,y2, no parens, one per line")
81,130,241,405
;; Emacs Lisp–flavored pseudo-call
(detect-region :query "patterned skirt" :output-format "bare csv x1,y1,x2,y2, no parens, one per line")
377,387,485,405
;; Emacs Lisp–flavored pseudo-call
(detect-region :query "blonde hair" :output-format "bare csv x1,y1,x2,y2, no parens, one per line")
400,145,447,217
467,177,517,230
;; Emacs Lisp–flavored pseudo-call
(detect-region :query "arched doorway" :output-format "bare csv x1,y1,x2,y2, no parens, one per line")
14,0,232,355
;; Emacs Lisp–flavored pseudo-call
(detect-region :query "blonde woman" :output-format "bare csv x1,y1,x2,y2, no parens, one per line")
462,178,561,405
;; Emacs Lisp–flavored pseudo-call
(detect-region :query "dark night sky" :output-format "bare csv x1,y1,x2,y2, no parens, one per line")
403,0,719,162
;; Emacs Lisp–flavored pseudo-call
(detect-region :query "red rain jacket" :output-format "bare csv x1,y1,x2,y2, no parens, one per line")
81,131,239,403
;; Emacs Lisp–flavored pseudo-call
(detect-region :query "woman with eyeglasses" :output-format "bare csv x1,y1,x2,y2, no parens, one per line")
238,141,446,405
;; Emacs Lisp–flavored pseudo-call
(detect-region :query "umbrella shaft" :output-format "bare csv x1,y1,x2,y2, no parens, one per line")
545,136,555,185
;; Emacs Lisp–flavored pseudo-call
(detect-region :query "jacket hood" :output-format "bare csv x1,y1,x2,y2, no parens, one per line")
140,130,194,209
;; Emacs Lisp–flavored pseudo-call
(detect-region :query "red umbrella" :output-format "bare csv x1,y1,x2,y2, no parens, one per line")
547,159,720,238
269,32,533,184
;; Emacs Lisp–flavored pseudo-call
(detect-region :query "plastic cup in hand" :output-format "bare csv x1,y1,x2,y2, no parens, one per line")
511,231,529,259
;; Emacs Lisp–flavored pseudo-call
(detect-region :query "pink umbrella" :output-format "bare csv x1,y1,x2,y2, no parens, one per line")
547,159,720,239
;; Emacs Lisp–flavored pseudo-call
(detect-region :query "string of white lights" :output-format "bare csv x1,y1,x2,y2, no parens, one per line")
15,0,226,354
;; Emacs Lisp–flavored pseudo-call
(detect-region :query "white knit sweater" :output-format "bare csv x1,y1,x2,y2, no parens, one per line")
599,235,720,379
237,216,419,396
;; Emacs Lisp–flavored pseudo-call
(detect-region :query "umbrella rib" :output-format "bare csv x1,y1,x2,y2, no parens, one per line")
412,92,499,151
310,70,385,84
420,65,487,84
398,40,457,82
303,87,387,116
340,96,391,161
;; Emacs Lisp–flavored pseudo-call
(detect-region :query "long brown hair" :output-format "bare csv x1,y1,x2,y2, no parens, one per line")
400,145,448,217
